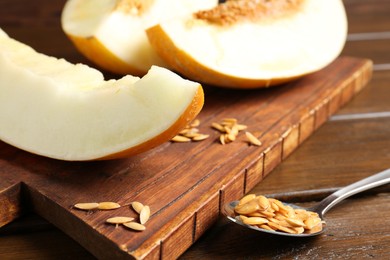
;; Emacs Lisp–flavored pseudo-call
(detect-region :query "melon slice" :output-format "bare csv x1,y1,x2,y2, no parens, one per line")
0,28,7,38
146,0,348,88
61,0,218,76
0,29,204,161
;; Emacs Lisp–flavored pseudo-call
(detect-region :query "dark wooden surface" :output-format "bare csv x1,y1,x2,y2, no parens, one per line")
0,1,389,259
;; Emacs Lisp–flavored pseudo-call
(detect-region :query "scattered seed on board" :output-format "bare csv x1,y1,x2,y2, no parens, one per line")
192,134,210,141
212,118,251,145
171,135,191,143
227,132,236,142
131,201,144,214
173,117,264,146
236,124,248,131
220,134,227,145
222,118,237,125
190,119,200,127
97,202,121,210
73,200,150,232
245,131,262,146
124,222,146,231
171,119,209,143
184,131,200,138
211,122,225,132
106,217,134,225
73,202,120,211
140,205,150,224
74,202,99,211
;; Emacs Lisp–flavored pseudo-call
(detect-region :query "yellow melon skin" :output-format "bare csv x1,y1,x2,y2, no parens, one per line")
146,0,348,89
68,35,145,76
0,28,204,161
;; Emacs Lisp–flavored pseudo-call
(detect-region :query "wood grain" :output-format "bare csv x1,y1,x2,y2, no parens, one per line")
1,0,387,259
334,70,390,114
342,39,390,65
344,0,390,33
0,56,372,258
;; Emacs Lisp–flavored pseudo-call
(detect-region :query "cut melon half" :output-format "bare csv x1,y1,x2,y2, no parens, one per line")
0,28,7,38
146,0,348,88
0,28,204,161
61,0,218,76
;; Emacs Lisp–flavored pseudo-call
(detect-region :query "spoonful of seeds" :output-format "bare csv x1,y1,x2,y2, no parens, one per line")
222,168,390,237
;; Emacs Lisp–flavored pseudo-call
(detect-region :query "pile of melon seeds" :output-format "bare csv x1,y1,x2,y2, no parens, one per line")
234,194,324,234
171,118,262,146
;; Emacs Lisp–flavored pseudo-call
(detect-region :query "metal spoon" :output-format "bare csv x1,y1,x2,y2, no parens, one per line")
222,168,390,237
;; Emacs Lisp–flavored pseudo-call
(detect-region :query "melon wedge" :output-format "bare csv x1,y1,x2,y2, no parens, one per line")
61,0,218,76
0,28,7,38
147,0,348,88
0,29,204,161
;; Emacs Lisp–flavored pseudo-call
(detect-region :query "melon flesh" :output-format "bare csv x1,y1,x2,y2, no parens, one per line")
0,29,203,161
61,0,218,75
0,28,7,38
146,0,348,88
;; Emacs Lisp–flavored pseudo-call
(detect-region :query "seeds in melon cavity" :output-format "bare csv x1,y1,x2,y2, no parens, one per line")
74,202,99,211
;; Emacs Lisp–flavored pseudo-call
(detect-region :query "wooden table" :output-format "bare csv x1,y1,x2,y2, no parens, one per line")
1,0,389,259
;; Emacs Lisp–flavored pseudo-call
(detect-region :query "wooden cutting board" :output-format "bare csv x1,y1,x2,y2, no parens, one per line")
0,57,372,259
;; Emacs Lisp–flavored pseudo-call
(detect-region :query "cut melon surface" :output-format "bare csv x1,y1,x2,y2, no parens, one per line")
146,0,348,88
0,28,8,38
61,0,218,75
0,29,204,161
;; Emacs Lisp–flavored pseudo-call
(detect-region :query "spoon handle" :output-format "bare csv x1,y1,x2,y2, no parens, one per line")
314,168,390,216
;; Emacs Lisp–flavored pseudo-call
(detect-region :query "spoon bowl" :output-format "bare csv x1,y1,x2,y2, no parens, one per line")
222,168,390,237
223,200,323,237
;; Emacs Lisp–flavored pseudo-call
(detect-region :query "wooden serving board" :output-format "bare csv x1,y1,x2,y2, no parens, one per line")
0,57,372,259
